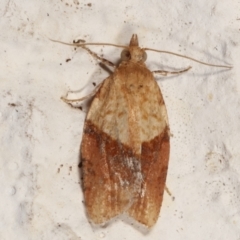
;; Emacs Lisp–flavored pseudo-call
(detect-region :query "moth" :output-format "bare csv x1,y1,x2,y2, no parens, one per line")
52,34,231,227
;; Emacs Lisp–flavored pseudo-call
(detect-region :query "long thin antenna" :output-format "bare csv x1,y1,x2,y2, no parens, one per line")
143,47,232,68
50,38,232,69
49,38,127,49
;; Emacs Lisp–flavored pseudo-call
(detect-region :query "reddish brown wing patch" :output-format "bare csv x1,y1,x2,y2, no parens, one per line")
80,63,170,227
81,120,144,224
81,121,170,227
128,127,170,227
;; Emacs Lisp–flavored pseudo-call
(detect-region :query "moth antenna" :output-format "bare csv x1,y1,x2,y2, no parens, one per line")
49,38,128,49
143,47,232,69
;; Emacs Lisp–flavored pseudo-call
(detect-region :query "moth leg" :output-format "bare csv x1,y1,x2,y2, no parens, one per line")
61,81,104,104
152,66,192,76
75,41,116,68
165,185,175,201
62,41,114,105
164,185,172,196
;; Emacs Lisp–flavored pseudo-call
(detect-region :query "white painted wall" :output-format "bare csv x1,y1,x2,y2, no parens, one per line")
0,0,238,239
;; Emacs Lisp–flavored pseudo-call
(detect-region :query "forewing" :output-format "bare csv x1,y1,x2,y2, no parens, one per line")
81,75,142,224
128,127,170,227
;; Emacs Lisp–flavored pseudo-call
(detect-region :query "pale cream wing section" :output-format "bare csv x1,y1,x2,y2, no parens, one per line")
87,62,169,155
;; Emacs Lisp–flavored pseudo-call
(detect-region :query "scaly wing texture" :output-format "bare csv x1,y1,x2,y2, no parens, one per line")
81,61,170,227
128,128,170,227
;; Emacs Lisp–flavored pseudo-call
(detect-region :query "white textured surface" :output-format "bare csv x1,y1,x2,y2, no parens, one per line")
0,0,239,239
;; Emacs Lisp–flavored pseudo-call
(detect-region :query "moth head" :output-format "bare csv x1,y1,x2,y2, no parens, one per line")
120,34,147,63
121,48,147,63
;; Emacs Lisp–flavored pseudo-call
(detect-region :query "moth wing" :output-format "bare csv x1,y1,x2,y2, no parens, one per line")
128,126,170,227
81,75,140,224
81,65,170,227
